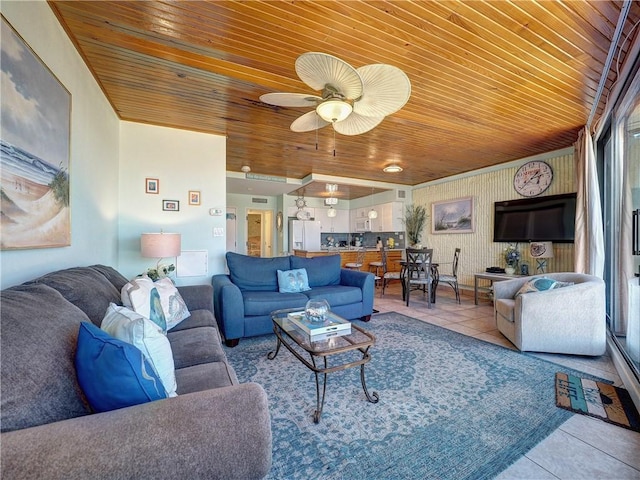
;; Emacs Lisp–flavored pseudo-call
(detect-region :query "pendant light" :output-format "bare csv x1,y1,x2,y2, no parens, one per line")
368,187,378,219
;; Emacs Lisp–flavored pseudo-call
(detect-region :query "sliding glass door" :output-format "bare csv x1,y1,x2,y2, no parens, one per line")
603,65,640,377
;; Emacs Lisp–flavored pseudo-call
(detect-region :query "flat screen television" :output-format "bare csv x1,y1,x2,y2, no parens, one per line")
493,193,577,243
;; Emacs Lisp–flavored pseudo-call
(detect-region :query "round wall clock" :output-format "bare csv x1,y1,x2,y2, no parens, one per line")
513,161,553,197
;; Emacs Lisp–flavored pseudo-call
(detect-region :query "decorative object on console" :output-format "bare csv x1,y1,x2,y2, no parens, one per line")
140,232,181,280
259,52,411,136
513,160,553,197
403,204,428,247
530,241,553,273
504,243,521,274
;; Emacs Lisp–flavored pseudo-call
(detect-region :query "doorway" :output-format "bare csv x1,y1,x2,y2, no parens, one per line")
246,209,273,257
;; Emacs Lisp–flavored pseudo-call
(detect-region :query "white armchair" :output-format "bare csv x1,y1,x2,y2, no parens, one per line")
493,273,606,356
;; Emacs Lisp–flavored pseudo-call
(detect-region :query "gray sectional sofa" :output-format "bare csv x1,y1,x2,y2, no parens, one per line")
1,265,272,480
212,253,375,346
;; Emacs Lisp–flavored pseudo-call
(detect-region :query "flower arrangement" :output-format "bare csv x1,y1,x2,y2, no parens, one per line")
503,244,521,268
145,264,175,281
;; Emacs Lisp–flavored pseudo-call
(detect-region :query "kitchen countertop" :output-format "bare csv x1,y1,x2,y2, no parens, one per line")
296,247,404,253
315,247,403,252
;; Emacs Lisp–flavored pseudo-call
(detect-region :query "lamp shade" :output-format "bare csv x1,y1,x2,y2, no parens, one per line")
530,241,553,259
316,99,352,123
141,233,181,258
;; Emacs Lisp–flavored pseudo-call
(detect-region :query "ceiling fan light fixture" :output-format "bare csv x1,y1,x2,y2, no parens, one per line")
383,164,403,173
316,99,352,123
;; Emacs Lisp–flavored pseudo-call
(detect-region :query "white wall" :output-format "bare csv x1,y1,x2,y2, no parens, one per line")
118,122,226,284
0,1,120,289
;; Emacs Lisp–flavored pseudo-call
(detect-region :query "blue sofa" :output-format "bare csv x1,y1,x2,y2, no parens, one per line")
212,253,375,346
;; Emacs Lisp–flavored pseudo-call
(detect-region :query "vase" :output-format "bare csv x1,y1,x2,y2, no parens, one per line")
305,299,330,324
505,266,516,275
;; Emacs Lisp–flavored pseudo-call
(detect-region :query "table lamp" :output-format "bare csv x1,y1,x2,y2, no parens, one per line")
530,241,553,273
141,232,181,280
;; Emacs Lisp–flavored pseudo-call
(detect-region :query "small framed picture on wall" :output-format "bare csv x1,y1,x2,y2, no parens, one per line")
145,178,159,194
162,200,179,211
189,190,201,205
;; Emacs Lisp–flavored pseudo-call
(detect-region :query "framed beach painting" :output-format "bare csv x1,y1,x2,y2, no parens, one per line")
431,196,474,234
1,16,71,249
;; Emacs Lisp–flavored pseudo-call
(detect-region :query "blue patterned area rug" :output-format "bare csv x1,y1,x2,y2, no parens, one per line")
225,312,585,480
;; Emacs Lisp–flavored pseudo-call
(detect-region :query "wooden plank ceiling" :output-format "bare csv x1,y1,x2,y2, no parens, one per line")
49,1,639,198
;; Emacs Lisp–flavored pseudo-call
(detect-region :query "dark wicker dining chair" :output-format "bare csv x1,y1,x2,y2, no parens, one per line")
404,247,434,308
438,248,461,303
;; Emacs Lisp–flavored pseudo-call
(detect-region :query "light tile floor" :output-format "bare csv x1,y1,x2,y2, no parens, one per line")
373,283,640,480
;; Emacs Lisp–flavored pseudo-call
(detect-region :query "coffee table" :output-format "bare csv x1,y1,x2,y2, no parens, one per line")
269,308,379,423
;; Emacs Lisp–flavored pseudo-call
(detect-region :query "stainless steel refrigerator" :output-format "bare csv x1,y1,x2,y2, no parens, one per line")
290,220,321,251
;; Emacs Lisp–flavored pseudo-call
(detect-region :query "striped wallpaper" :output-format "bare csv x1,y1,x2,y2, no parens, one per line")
412,149,576,291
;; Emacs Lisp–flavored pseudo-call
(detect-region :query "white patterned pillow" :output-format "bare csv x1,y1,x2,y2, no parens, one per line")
101,303,177,397
121,277,167,332
121,276,190,331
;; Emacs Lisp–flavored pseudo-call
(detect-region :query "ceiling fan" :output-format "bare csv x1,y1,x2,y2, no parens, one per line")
260,52,411,136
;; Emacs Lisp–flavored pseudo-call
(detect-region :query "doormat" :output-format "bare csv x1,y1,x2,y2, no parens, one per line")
555,372,640,432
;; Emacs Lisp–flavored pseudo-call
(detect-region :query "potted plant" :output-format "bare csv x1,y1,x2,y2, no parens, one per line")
403,204,428,247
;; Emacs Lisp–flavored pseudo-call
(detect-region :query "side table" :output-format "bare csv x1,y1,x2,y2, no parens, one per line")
474,272,523,305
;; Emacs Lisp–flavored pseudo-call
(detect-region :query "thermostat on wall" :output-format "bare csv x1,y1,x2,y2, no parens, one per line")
209,208,223,216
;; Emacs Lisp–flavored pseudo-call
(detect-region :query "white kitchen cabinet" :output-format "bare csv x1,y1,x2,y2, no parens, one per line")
317,208,349,232
370,202,404,232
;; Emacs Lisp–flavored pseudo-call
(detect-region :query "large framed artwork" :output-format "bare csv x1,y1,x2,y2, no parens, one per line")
1,16,71,250
431,196,474,234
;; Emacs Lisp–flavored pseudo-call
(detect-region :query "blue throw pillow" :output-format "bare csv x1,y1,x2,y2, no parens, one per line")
277,268,311,293
75,322,167,412
514,277,558,298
